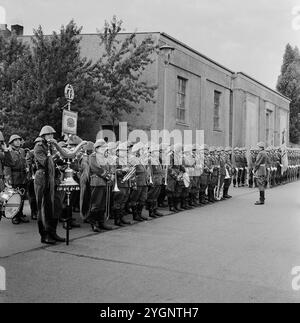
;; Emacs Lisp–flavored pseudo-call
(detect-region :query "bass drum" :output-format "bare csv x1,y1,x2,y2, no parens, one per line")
0,189,22,219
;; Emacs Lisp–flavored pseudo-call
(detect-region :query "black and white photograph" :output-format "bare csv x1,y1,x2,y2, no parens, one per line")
0,0,300,307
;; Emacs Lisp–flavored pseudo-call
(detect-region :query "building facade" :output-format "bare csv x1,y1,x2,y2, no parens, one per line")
3,25,291,147
79,31,290,148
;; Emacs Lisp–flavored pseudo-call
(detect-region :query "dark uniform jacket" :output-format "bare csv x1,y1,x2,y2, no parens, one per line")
254,150,269,176
0,151,13,191
89,153,110,187
5,147,27,186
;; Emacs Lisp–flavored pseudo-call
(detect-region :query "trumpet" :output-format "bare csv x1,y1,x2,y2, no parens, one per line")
121,166,136,183
113,168,120,192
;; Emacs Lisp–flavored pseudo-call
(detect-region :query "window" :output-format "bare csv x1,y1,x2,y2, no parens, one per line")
266,110,273,145
213,91,221,130
176,77,187,123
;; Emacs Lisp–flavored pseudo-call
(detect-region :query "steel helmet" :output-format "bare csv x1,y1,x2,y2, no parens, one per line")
8,134,22,144
34,137,43,143
39,125,56,137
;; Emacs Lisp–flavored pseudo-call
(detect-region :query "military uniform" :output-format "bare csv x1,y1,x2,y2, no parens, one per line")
199,145,210,204
223,147,232,199
208,147,219,202
254,142,269,205
129,142,150,221
111,141,133,226
88,139,114,231
25,146,39,220
5,135,28,223
146,144,164,218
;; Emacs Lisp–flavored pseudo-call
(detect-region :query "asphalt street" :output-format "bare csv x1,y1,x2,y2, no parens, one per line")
0,182,300,303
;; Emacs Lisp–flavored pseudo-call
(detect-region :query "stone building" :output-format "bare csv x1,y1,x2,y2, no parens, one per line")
3,26,291,147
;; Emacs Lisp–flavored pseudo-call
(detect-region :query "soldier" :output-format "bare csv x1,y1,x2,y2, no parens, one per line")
181,145,194,209
87,139,115,232
34,126,65,244
79,141,94,222
223,147,233,199
215,147,226,199
241,148,248,187
192,144,202,206
130,142,150,221
199,145,210,205
0,131,13,220
157,143,169,207
111,141,133,226
232,147,240,187
208,147,219,202
166,144,185,212
5,134,29,224
25,137,42,220
248,147,256,188
146,143,164,218
67,135,83,216
254,142,269,205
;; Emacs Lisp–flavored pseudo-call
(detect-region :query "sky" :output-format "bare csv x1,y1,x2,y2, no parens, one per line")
0,0,299,89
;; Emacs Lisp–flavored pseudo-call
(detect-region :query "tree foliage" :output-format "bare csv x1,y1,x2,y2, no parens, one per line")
277,44,300,144
0,17,158,144
93,16,158,129
1,20,99,144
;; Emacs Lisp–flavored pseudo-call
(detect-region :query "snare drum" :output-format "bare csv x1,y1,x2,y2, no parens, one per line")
0,188,22,219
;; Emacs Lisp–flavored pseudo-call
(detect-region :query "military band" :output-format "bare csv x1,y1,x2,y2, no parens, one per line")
0,124,299,245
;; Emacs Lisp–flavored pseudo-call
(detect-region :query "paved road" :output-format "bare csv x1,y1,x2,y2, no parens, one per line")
1,183,300,303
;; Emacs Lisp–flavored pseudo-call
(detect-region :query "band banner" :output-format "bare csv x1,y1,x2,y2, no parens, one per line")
62,109,78,135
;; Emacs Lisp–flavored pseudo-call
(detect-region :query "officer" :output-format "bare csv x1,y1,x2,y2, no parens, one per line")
34,126,65,244
88,139,115,232
254,142,269,205
146,143,164,218
5,134,29,224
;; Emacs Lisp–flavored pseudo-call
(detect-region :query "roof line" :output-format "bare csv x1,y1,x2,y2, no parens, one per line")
20,31,161,37
160,32,234,74
236,72,291,102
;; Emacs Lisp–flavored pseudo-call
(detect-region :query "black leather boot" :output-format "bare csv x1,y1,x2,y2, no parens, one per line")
132,205,143,222
255,191,265,205
120,210,133,225
114,210,126,227
44,233,56,245
51,232,66,243
149,203,157,218
139,204,150,221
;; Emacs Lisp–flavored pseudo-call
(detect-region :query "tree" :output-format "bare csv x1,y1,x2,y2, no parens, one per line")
5,20,99,143
0,32,29,141
277,44,300,144
93,16,158,133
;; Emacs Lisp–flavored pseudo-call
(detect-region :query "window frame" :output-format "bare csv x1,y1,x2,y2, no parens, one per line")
176,76,188,124
213,90,222,131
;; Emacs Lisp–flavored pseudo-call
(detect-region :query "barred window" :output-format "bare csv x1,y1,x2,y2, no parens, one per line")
176,77,187,123
213,91,221,130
